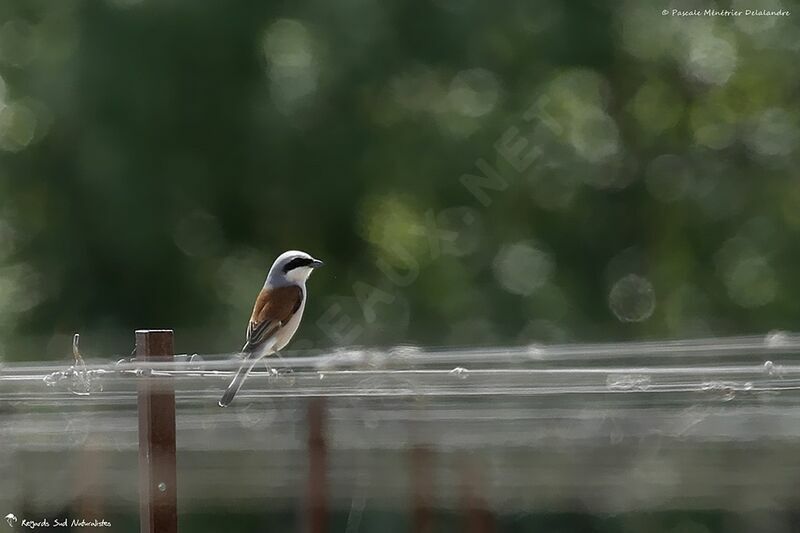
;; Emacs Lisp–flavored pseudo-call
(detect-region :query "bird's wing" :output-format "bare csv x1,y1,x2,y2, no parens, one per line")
242,285,304,354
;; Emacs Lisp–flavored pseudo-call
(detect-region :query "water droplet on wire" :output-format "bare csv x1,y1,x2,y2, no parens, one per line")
449,367,469,379
765,330,790,348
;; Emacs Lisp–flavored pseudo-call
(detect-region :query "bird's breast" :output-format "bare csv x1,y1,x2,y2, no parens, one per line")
273,296,306,351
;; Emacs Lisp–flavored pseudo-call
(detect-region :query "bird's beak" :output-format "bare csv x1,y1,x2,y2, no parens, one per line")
310,259,325,268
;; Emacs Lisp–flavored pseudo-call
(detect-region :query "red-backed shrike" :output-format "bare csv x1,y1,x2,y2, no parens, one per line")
219,250,324,407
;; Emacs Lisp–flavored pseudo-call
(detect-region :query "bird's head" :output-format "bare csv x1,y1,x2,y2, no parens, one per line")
268,250,324,285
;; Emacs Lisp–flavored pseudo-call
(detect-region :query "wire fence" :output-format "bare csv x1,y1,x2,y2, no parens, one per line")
2,333,800,524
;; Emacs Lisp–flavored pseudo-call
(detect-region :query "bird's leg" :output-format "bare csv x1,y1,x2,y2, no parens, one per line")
261,352,291,376
261,357,278,377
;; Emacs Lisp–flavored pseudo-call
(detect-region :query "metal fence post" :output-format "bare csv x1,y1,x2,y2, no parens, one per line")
307,397,328,533
411,446,433,533
136,329,177,533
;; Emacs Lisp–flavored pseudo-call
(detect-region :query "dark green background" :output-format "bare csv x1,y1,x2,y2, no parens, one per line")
2,1,799,361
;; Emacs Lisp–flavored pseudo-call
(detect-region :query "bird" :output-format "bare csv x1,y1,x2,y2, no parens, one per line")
218,250,324,407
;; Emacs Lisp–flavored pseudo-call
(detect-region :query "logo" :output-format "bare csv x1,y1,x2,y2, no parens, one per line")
4,514,17,527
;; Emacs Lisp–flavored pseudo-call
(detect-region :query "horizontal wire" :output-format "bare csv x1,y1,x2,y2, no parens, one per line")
4,333,800,513
0,334,798,403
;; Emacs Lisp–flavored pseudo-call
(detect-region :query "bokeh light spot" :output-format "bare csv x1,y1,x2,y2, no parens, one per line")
683,34,738,86
0,264,44,331
263,19,314,69
723,256,777,308
360,195,426,265
262,19,320,112
492,242,555,296
570,110,620,163
0,101,37,152
746,107,799,157
608,274,655,322
447,68,500,118
715,237,777,308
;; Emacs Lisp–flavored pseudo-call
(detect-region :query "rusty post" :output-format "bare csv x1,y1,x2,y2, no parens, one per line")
461,459,494,533
306,397,328,533
411,446,433,533
463,500,495,533
136,330,177,533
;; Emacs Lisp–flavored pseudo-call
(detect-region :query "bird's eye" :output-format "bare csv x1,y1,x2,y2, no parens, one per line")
283,257,313,272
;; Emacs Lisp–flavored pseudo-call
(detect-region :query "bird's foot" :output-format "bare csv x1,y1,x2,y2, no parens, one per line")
271,352,295,375
263,359,293,377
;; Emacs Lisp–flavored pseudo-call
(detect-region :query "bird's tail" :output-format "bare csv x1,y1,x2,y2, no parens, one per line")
218,356,259,407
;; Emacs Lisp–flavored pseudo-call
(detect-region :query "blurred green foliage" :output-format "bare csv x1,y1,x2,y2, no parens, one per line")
1,0,799,363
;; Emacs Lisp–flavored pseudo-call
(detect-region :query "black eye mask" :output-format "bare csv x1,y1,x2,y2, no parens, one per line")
282,257,313,273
